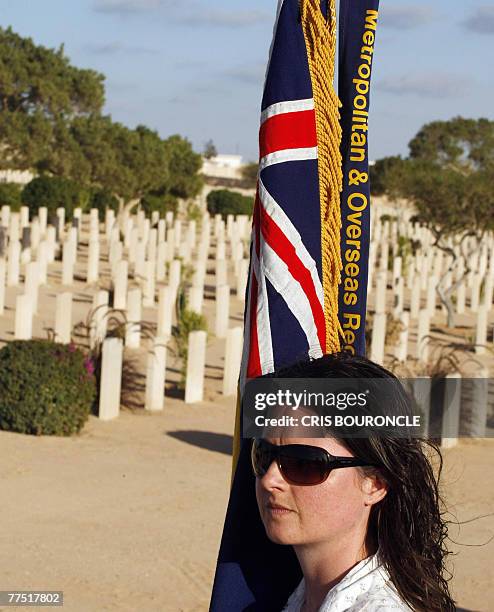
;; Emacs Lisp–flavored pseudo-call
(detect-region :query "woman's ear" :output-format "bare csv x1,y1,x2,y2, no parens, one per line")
361,472,388,507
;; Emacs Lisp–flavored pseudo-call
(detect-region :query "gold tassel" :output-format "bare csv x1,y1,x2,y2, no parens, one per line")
300,0,343,354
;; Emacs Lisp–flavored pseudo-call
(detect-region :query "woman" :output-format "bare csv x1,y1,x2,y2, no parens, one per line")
250,353,456,611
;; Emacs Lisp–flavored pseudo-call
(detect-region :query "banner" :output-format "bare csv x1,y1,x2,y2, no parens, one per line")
211,2,380,609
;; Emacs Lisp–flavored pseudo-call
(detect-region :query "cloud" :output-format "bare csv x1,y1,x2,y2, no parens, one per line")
380,6,435,30
176,9,270,28
224,64,265,85
376,73,474,99
462,6,494,34
93,1,268,27
93,0,169,14
85,41,155,55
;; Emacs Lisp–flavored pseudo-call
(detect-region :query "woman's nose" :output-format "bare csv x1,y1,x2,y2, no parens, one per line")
259,459,286,490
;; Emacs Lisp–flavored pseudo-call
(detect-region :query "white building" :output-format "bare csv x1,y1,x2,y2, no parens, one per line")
0,169,35,185
201,154,244,181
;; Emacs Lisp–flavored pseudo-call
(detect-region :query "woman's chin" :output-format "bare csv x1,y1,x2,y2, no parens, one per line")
264,522,298,545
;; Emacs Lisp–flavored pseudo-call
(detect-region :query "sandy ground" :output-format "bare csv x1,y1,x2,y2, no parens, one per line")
0,406,493,612
0,220,493,611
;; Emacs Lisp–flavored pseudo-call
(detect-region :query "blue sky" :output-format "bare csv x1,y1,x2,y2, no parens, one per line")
2,0,493,162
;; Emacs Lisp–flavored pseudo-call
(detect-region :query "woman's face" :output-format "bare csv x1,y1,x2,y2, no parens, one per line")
255,437,380,548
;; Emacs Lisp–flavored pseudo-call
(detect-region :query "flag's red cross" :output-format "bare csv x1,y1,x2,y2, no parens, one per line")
245,106,326,378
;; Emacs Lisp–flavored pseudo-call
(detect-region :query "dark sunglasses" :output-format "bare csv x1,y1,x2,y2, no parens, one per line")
251,438,378,486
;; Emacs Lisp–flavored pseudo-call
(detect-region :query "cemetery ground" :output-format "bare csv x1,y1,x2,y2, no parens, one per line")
0,407,493,611
1,207,494,611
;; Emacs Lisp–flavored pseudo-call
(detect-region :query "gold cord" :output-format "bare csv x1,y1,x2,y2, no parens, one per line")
300,0,343,353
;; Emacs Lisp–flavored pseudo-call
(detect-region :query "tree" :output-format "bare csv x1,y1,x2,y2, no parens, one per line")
380,117,494,327
370,156,407,197
0,27,104,172
203,139,217,159
207,189,253,218
21,176,89,220
0,182,22,210
164,134,204,200
0,28,205,212
241,162,259,188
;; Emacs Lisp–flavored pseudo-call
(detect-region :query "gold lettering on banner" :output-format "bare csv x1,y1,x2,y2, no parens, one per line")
342,9,378,353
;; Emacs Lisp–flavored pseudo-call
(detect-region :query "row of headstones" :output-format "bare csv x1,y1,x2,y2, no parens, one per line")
368,236,494,319
98,324,243,419
0,205,253,339
369,303,490,366
410,371,491,447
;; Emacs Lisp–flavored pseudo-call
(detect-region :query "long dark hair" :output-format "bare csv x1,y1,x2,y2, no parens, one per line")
269,351,456,612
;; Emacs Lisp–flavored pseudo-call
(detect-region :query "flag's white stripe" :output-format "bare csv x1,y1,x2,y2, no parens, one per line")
255,241,275,374
262,239,324,359
259,147,318,172
239,235,254,388
261,98,315,125
258,176,324,308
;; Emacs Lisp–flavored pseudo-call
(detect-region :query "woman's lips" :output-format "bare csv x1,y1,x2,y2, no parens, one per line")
266,503,293,515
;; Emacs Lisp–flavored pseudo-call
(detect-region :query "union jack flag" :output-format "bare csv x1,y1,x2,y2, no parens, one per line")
241,0,326,383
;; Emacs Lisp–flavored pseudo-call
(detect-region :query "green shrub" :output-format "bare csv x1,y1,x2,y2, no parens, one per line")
206,189,253,219
0,340,97,436
89,188,119,221
140,193,178,218
172,289,208,389
21,176,90,221
0,182,22,210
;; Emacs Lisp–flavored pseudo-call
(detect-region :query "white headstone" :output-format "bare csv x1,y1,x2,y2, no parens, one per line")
370,312,386,365
142,260,156,307
145,337,167,412
456,281,466,314
393,277,404,318
168,259,181,292
215,258,228,288
184,330,207,403
90,290,109,348
156,242,167,282
410,275,421,320
125,288,142,348
223,327,243,396
374,271,387,314
426,276,437,317
15,294,33,340
189,286,203,314
475,306,488,355
416,309,430,362
236,259,249,300
157,286,174,338
441,373,461,449
24,261,40,313
55,292,73,344
7,240,20,286
39,207,48,236
394,311,410,362
98,337,123,421
113,260,128,310
0,258,5,315
87,240,100,284
470,274,481,312
215,284,230,339
37,242,48,285
62,241,74,286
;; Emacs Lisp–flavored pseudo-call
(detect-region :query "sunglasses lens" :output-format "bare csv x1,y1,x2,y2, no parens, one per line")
251,440,330,486
251,440,271,477
280,452,328,485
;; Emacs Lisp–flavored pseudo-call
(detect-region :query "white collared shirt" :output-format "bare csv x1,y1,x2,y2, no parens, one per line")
282,553,412,611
